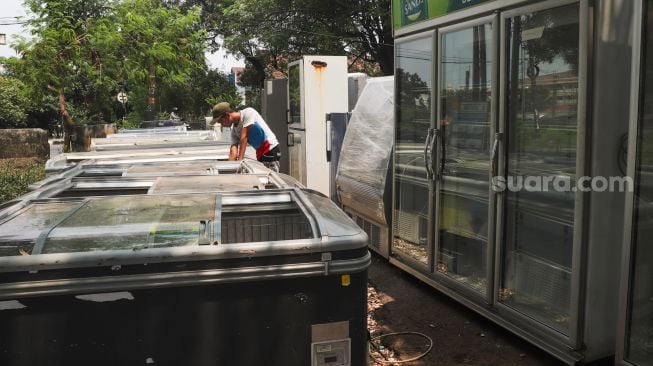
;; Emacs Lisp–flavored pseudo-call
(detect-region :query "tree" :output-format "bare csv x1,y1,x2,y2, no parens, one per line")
157,68,242,120
0,76,30,129
113,0,208,120
3,0,210,149
11,0,120,150
185,0,393,85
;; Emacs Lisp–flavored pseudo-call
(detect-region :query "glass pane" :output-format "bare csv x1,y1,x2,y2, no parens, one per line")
626,3,653,363
500,5,579,335
289,132,306,185
437,22,493,293
0,202,79,256
393,34,433,265
288,63,301,125
43,195,216,253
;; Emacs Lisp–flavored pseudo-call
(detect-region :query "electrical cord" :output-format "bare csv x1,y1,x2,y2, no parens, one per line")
368,331,433,364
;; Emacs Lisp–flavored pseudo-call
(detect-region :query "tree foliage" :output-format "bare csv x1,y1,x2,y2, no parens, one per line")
186,0,393,87
1,0,237,138
0,76,30,128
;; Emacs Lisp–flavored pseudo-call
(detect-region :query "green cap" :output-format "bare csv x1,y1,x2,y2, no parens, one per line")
212,102,231,119
210,102,231,125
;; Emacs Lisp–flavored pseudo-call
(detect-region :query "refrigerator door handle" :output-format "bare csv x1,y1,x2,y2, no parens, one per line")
423,127,434,179
431,128,440,180
287,132,294,147
491,132,502,176
326,114,332,162
490,132,502,191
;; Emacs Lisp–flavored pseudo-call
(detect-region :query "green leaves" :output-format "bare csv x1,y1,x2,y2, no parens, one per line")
0,158,45,204
0,76,30,128
186,0,393,83
5,0,215,125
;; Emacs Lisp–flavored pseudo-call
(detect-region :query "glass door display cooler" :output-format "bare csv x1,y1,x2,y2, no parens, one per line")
392,0,637,363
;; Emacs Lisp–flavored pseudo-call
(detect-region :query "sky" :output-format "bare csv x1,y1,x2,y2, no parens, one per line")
0,0,244,73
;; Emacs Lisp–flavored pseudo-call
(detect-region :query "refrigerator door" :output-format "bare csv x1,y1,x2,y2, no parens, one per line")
435,20,494,296
288,60,304,130
288,129,307,185
498,4,580,336
392,32,435,268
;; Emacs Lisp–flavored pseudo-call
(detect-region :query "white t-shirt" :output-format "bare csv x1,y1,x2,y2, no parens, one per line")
230,108,279,158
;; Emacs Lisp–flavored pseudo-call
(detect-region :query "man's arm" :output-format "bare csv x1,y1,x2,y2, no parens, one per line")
228,144,238,160
238,125,250,160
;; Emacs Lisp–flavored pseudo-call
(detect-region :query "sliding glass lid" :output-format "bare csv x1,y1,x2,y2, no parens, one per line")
0,192,317,256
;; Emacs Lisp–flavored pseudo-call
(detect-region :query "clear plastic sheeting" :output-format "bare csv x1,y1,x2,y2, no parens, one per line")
336,76,394,225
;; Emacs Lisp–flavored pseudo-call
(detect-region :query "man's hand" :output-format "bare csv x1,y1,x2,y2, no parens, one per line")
228,144,238,160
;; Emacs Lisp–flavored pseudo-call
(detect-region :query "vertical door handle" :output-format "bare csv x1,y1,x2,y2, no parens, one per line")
423,128,434,179
287,132,294,147
326,114,332,162
432,128,440,179
491,132,502,176
490,132,503,193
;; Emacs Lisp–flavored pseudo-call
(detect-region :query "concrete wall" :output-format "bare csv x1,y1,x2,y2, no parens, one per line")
0,129,49,160
71,124,117,152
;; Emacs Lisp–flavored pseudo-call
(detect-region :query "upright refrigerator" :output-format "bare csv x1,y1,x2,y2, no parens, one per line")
287,56,348,197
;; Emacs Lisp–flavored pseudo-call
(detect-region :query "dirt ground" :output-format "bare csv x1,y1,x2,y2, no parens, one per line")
366,254,566,366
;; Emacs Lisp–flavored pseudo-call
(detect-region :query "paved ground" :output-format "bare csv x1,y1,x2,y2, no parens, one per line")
367,254,566,366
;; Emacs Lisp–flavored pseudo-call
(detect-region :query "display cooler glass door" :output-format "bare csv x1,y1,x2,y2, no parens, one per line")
622,1,653,364
498,3,580,336
435,18,495,296
392,32,435,268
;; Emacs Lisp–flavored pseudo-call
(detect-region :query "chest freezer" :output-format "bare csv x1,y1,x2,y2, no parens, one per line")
0,189,369,366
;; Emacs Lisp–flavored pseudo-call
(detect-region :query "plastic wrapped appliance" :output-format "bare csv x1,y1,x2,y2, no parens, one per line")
336,76,394,257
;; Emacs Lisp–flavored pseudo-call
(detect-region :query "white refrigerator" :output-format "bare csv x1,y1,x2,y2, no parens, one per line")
287,56,348,196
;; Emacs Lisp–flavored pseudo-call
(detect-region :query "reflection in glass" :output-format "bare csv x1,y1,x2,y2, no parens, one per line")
0,202,79,256
500,5,579,335
289,131,306,185
288,63,301,125
393,34,433,265
625,4,653,363
44,195,216,253
437,23,493,293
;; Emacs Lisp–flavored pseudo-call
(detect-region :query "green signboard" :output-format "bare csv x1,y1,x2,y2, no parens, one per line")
393,0,493,30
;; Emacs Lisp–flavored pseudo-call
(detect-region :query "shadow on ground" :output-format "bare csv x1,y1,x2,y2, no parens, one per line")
367,254,566,366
